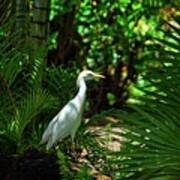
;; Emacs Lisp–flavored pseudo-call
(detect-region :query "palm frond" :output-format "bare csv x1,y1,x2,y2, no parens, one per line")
113,17,180,179
114,98,180,179
0,0,15,25
13,89,56,141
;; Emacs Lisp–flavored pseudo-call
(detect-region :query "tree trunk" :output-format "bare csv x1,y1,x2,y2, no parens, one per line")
16,0,29,47
31,0,50,59
29,0,50,87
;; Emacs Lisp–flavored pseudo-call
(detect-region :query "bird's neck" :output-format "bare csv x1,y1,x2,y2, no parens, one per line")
76,78,87,102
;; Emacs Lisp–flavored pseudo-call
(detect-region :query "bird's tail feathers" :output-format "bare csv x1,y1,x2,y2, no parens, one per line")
40,129,50,145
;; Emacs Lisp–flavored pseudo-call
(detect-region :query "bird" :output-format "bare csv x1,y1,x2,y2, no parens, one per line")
41,70,105,150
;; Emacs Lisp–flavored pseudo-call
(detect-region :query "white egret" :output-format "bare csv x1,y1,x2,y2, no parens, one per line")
41,70,105,150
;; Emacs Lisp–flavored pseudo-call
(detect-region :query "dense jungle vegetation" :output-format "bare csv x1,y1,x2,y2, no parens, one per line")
0,0,179,179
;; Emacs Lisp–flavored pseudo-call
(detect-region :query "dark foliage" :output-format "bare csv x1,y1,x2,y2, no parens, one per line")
0,149,60,180
0,0,179,179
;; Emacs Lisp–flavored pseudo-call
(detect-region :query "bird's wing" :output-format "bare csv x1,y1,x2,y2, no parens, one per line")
41,115,58,144
41,100,81,150
41,106,65,145
50,101,80,145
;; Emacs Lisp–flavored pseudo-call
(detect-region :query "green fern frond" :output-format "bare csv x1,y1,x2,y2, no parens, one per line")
114,99,180,179
115,17,180,179
13,89,56,141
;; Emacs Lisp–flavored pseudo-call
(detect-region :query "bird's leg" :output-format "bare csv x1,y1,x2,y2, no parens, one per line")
70,131,76,149
70,136,79,161
70,135,76,152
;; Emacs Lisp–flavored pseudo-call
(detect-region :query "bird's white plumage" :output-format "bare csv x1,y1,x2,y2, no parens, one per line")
41,70,104,150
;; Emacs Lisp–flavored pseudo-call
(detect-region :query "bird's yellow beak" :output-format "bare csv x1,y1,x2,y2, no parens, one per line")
93,72,105,79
